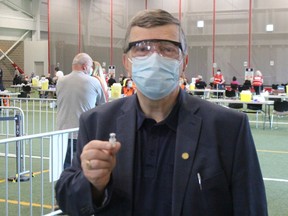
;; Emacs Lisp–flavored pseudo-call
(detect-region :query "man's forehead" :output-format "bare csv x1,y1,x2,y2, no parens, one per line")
129,25,180,42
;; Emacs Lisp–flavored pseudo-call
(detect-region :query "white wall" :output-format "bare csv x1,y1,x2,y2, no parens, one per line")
24,41,48,76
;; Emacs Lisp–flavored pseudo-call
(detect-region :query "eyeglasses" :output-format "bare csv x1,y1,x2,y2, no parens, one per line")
126,39,183,60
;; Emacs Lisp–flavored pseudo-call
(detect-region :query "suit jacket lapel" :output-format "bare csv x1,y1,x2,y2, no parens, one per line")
115,96,137,208
172,95,202,216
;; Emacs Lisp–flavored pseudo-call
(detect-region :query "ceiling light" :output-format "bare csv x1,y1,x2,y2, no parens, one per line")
266,24,274,32
197,20,204,28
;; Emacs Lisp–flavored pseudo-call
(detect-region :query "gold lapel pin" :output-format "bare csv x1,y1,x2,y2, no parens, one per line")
182,152,189,160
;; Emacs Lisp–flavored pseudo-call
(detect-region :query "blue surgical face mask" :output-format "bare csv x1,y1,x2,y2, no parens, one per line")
131,53,181,100
127,81,133,88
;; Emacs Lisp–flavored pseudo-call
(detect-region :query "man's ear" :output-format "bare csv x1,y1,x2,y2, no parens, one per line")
182,55,189,72
122,54,132,77
82,64,86,71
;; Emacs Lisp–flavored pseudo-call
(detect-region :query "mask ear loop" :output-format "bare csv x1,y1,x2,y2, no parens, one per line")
128,57,133,64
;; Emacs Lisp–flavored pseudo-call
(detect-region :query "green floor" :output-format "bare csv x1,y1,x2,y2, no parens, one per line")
252,126,288,216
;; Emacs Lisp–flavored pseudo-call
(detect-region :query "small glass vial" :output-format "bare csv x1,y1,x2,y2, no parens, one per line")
109,133,116,147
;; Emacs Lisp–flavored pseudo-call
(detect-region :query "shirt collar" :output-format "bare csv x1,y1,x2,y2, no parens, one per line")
136,91,182,132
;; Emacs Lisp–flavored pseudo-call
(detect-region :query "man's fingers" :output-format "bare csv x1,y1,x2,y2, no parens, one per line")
84,140,121,153
84,158,112,170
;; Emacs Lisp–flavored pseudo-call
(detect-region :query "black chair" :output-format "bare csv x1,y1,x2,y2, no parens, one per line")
244,104,264,129
225,90,243,110
230,84,238,91
271,100,288,128
225,89,236,98
18,85,32,98
271,84,278,90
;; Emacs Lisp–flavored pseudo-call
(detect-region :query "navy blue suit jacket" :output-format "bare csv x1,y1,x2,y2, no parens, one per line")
56,90,268,216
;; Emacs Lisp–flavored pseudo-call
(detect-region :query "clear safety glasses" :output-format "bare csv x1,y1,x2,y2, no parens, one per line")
125,39,183,61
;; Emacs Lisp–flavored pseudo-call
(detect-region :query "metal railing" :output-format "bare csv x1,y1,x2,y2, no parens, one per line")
0,98,57,136
0,128,79,216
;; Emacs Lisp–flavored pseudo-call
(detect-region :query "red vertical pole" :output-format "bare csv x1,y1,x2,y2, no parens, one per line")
248,0,252,68
110,0,113,65
145,0,148,9
212,0,216,75
178,0,182,21
78,0,81,53
48,0,51,73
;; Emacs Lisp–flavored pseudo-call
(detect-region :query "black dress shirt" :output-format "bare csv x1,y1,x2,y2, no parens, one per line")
133,93,181,216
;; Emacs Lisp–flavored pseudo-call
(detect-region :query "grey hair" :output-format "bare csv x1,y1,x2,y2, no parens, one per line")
72,53,93,65
255,70,262,76
123,9,188,55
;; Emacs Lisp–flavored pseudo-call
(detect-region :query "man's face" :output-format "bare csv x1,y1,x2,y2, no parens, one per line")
123,24,188,77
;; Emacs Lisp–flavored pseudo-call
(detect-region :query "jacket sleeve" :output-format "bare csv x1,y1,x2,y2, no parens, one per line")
55,109,131,216
231,114,268,215
55,112,113,216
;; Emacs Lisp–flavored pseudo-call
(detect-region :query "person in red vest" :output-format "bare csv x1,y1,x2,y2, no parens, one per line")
122,78,136,96
213,69,225,90
252,70,264,95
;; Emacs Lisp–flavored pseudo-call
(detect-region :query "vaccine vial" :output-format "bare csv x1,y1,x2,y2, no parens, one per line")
109,133,116,147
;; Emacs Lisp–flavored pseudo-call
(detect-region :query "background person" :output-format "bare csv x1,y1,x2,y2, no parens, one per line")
53,67,64,84
194,75,207,96
242,79,252,91
252,70,264,95
121,78,135,96
56,53,106,169
92,60,109,102
107,72,116,87
56,9,267,215
213,69,225,89
195,75,207,89
12,70,22,85
230,76,240,91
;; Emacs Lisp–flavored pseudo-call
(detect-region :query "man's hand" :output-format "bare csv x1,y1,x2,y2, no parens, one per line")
81,140,121,194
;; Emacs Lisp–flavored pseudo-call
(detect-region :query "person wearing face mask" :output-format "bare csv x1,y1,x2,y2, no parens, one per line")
55,53,106,169
213,68,225,90
122,78,136,96
55,10,267,216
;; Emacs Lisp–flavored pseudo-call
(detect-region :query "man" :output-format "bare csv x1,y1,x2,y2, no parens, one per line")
55,10,267,215
195,75,207,89
213,68,225,89
56,53,106,169
194,75,207,97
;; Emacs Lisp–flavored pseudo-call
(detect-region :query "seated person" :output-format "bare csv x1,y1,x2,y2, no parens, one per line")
242,79,252,91
122,78,136,97
230,76,240,91
195,75,207,89
13,74,22,85
195,75,207,96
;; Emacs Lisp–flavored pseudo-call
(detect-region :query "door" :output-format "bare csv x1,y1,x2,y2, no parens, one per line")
34,61,45,76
